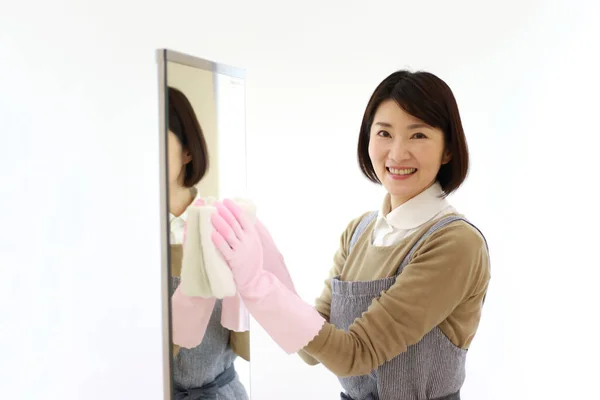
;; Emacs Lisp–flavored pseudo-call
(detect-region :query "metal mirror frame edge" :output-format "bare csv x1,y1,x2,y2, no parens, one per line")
155,48,247,400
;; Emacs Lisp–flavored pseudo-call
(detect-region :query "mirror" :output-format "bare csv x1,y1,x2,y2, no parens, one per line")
157,49,250,400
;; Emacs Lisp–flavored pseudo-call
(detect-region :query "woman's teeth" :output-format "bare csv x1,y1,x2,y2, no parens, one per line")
388,167,416,175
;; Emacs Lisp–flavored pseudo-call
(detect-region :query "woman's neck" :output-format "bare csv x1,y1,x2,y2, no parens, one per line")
169,185,195,217
389,181,436,211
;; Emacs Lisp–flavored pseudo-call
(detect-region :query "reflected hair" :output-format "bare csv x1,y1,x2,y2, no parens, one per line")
168,86,209,187
357,70,469,196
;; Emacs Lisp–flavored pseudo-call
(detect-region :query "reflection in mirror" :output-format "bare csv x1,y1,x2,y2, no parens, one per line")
157,49,250,400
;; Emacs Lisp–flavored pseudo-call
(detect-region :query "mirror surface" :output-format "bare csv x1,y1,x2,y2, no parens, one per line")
157,49,250,400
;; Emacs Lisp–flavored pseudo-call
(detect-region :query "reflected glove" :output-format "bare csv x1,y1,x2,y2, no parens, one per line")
211,199,325,354
171,285,216,349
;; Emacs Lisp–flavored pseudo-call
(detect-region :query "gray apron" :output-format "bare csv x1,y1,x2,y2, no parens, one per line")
171,277,249,400
330,213,487,400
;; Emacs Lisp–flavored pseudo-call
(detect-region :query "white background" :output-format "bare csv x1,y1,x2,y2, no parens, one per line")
215,73,247,200
1,0,599,399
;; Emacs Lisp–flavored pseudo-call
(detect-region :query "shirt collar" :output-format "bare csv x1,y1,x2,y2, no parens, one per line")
169,187,201,225
376,182,450,230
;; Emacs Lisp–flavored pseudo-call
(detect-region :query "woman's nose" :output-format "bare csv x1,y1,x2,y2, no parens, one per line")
389,139,411,161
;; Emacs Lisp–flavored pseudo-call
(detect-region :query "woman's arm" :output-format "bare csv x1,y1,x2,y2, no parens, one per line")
211,201,485,373
297,247,344,365
229,331,250,361
302,223,490,377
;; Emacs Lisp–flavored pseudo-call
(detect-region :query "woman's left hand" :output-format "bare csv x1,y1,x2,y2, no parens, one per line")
210,199,264,292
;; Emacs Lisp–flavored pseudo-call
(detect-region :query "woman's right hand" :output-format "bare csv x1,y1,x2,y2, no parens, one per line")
210,199,265,293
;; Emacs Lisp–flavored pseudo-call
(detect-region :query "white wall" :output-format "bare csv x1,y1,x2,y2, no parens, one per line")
1,0,599,399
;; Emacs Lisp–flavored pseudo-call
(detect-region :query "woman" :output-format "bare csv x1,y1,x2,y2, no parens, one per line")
167,86,249,400
210,70,490,400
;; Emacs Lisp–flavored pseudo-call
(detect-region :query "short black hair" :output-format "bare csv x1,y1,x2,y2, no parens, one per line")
168,86,209,187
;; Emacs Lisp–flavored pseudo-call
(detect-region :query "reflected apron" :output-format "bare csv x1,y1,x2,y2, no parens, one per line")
331,213,486,400
173,364,236,400
171,270,248,400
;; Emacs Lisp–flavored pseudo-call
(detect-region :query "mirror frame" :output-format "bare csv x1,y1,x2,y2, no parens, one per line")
155,48,247,400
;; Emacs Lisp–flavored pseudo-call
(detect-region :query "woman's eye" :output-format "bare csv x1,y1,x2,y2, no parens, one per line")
377,130,391,137
412,132,427,139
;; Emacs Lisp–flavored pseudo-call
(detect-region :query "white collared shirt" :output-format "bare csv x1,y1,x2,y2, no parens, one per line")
169,188,202,245
372,182,457,247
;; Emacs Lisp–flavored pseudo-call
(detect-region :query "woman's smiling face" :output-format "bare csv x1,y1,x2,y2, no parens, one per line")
368,99,451,209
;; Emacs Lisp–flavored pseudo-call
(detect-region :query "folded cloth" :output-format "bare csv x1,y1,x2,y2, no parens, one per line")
199,205,237,298
178,197,255,334
181,206,214,298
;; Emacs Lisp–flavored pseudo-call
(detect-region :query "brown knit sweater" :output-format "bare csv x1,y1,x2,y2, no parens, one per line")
299,213,489,376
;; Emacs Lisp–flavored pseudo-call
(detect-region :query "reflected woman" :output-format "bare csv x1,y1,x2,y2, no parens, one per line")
167,86,249,400
209,71,490,400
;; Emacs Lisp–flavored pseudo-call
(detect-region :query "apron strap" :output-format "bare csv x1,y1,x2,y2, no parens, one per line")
348,212,489,259
348,211,378,253
348,211,489,278
393,215,490,305
396,214,488,276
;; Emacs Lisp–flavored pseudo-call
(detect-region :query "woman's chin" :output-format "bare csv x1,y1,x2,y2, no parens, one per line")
384,182,414,196
384,183,425,205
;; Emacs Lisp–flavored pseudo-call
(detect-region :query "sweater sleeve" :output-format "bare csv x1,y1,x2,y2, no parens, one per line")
302,223,489,377
230,330,250,361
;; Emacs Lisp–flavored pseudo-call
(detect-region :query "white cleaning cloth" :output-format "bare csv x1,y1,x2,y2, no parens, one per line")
180,198,256,300
180,206,213,298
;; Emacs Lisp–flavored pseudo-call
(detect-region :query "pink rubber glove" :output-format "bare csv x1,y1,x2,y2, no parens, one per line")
254,219,298,294
210,200,264,296
211,199,325,354
220,217,294,332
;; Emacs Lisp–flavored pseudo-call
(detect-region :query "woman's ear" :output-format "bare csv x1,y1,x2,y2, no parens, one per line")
183,149,193,165
441,149,452,165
